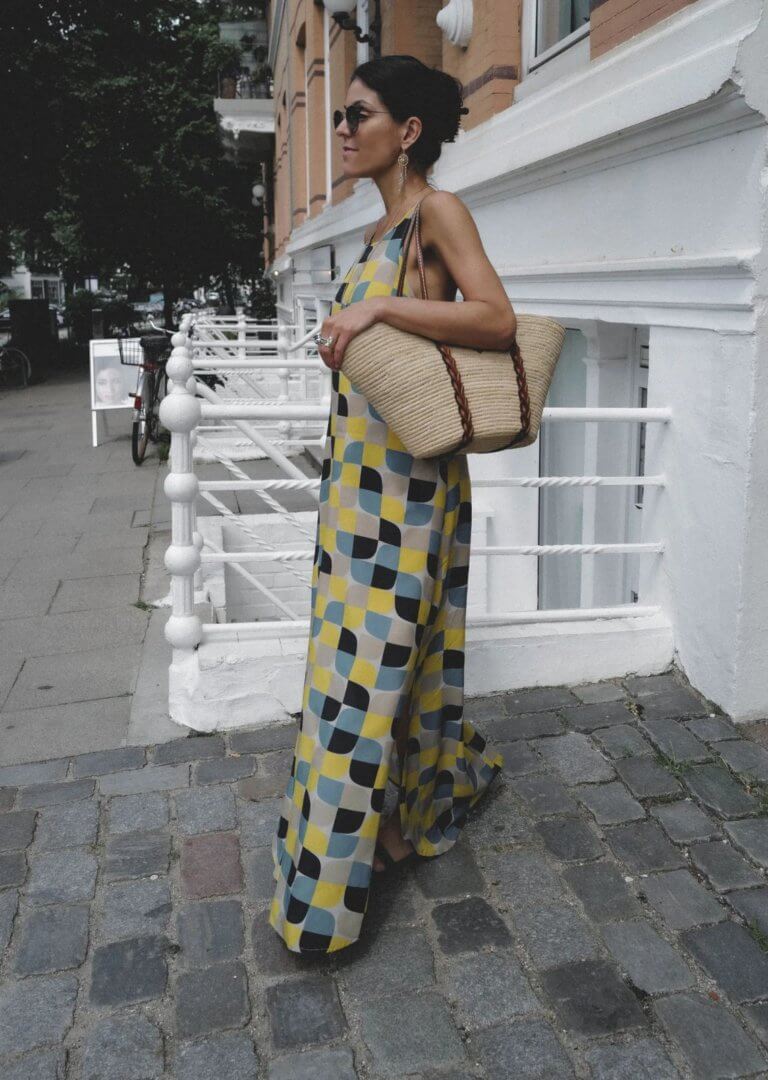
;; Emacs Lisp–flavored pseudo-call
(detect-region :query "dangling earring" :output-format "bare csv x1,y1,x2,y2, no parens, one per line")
397,150,408,193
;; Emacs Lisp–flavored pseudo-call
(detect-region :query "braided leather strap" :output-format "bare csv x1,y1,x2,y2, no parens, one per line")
398,198,528,451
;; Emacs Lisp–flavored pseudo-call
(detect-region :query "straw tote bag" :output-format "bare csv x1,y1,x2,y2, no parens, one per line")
340,199,566,458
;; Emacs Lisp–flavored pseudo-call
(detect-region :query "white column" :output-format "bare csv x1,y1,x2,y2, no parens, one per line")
639,324,765,720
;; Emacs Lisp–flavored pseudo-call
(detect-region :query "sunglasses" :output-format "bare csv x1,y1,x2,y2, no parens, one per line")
333,104,388,134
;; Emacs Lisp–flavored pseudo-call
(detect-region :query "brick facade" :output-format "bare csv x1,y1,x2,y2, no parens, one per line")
590,0,699,59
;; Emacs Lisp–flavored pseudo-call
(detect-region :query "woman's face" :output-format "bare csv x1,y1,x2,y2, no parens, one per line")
95,366,126,405
336,78,417,180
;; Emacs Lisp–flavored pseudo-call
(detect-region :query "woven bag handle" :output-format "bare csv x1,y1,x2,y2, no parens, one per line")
396,197,531,449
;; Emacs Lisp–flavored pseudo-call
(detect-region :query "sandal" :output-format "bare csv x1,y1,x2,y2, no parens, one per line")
373,840,420,875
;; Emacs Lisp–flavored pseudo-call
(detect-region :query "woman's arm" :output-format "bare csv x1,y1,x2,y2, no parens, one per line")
373,190,517,351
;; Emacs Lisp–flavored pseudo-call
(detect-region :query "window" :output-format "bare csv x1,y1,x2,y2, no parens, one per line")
536,0,590,56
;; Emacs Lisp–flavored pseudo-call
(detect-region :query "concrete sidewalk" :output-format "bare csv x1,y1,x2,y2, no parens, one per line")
0,371,183,765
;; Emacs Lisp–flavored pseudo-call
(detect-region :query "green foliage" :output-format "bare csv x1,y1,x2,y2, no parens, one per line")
1,0,268,317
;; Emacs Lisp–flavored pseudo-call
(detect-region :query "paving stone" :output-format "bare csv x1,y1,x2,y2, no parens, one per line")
512,903,602,969
244,847,280,905
615,757,682,799
5,642,141,708
442,950,539,1030
717,740,768,783
27,848,97,905
2,1049,66,1080
539,958,647,1035
624,673,681,697
684,764,759,818
510,775,579,817
683,920,768,1001
412,840,485,898
651,799,720,843
686,715,739,743
153,734,226,766
358,990,464,1074
35,800,98,850
561,700,634,732
583,1037,682,1079
574,781,645,825
641,869,726,930
338,925,434,995
564,861,643,921
724,818,768,869
100,878,172,941
489,740,542,776
689,841,764,893
229,724,298,755
0,850,26,887
463,694,510,724
360,869,420,931
655,992,767,1078
636,687,707,719
485,710,564,742
107,792,169,834
175,1032,259,1080
90,935,169,1005
593,724,655,760
196,755,256,784
177,898,244,967
640,718,711,764
572,682,626,705
14,903,89,975
99,764,190,796
239,797,281,849
0,787,16,810
602,919,695,992
267,1046,355,1080
742,1002,768,1050
258,749,294,778
174,785,237,836
0,760,69,787
71,746,146,778
0,972,78,1056
534,733,615,784
17,778,95,809
175,960,250,1037
606,821,686,874
487,851,569,910
431,896,512,954
0,887,18,950
266,976,346,1051
238,774,285,800
180,831,243,899
82,1014,164,1080
104,831,171,881
505,686,578,713
0,809,37,850
535,816,604,860
727,886,768,936
250,908,334,977
473,1017,575,1078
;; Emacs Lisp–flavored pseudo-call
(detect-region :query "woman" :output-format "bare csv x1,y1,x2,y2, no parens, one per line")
270,55,517,955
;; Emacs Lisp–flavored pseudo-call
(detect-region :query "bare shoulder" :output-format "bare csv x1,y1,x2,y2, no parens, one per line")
419,190,478,247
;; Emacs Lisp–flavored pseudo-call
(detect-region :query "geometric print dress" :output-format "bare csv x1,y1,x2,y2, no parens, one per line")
269,194,504,955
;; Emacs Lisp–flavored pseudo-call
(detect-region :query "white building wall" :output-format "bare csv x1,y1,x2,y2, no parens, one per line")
265,0,768,721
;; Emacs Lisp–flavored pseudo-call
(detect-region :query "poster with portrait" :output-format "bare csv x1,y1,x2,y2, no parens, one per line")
89,339,140,410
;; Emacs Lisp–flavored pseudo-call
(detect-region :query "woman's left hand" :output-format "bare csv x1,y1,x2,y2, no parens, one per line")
315,298,384,371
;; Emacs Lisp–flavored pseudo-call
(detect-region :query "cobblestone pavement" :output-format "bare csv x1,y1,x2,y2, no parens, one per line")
2,672,768,1079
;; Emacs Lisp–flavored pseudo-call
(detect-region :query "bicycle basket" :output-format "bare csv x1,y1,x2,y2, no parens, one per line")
117,338,144,367
139,335,170,364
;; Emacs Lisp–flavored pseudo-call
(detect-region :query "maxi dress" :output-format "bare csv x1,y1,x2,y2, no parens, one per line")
269,198,504,955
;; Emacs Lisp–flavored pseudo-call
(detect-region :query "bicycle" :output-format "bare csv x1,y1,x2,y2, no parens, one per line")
0,344,32,389
118,324,172,465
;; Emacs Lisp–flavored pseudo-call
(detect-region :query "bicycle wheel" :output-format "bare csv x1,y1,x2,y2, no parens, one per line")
0,347,31,389
132,370,154,465
148,366,168,443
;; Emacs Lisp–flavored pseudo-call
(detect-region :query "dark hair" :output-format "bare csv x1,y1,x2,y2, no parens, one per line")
350,54,468,174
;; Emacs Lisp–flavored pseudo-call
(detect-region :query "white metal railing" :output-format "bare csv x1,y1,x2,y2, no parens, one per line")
160,314,670,662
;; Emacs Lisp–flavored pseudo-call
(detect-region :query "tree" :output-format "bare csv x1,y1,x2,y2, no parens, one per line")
1,1,269,325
